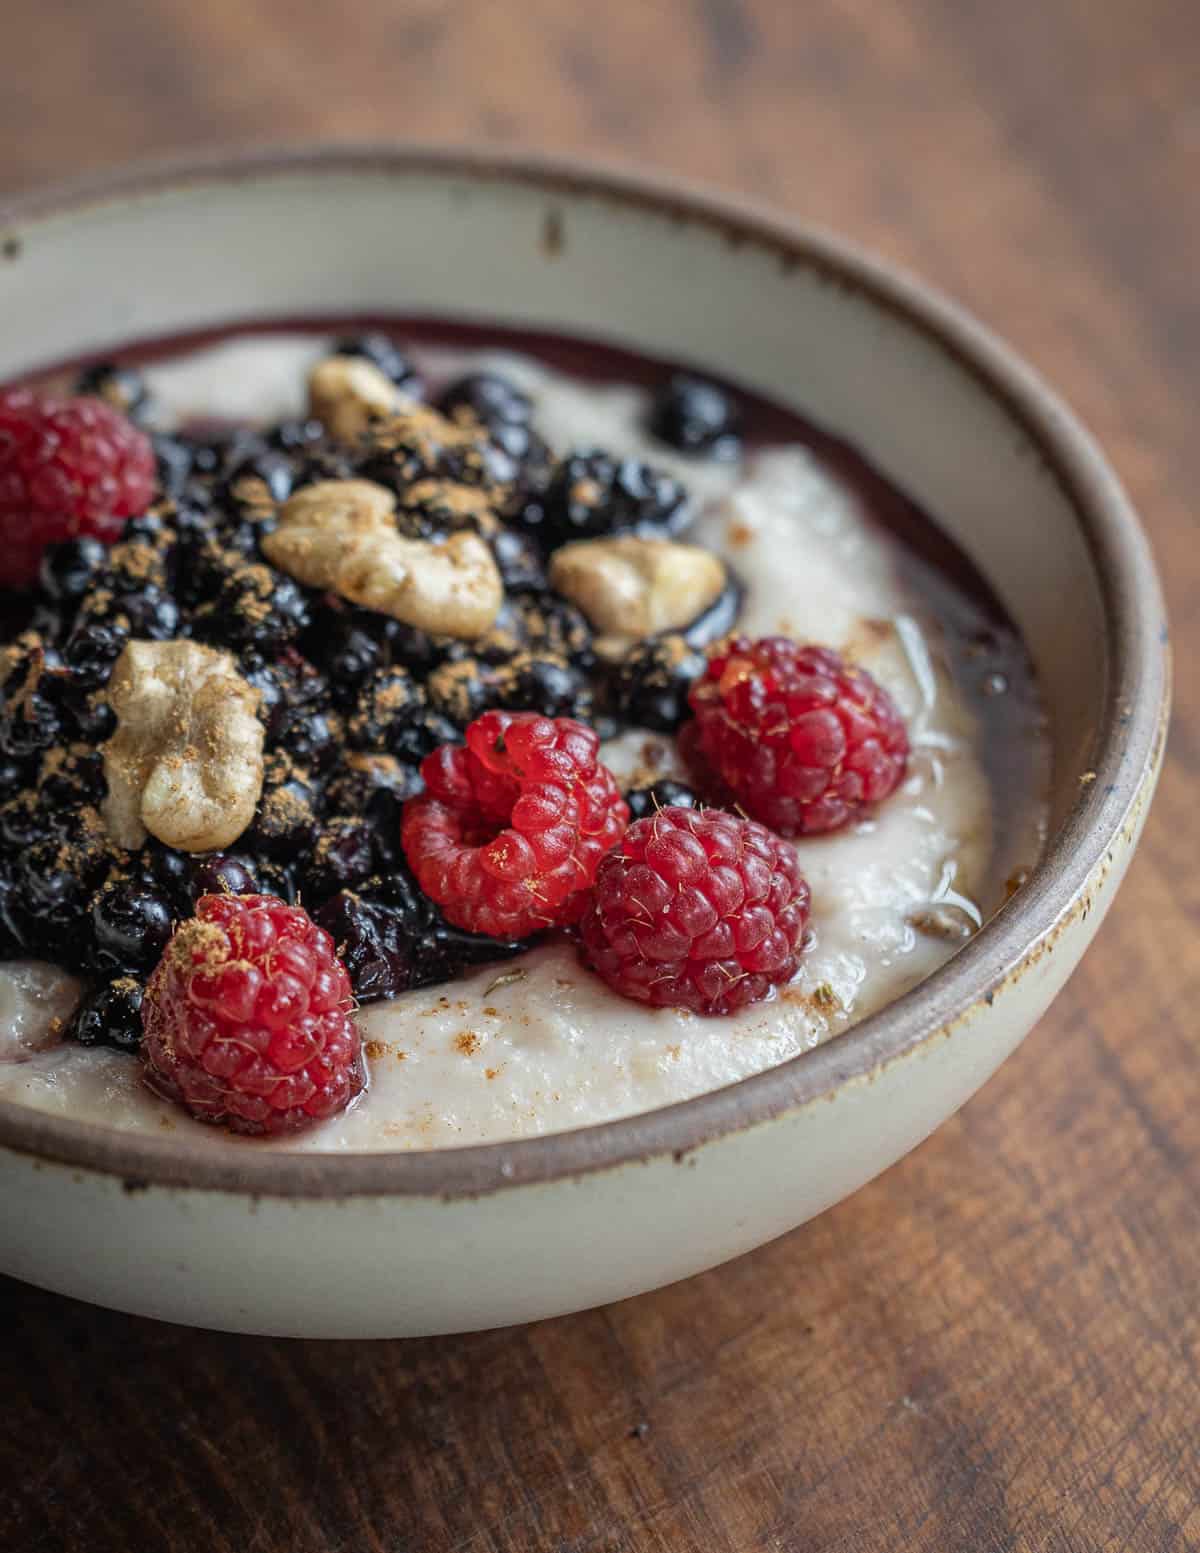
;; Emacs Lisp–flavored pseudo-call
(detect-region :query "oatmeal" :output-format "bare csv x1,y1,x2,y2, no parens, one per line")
0,331,1048,1149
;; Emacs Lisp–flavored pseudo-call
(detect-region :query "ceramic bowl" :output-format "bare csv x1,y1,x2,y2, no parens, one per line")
0,147,1168,1337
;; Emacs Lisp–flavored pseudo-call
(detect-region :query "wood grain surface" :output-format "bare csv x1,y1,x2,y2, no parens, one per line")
1,2,1197,1549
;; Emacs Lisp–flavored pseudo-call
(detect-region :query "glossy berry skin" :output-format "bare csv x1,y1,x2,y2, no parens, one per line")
526,450,689,552
186,852,260,904
580,806,811,1015
38,537,108,604
609,635,706,732
0,389,155,588
315,863,528,1003
647,374,742,459
624,779,699,821
89,879,175,975
688,638,909,836
141,893,364,1136
438,371,533,430
70,977,146,1054
402,710,629,938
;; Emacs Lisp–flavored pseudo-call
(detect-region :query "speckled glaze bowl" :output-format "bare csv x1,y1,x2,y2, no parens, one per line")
0,147,1168,1337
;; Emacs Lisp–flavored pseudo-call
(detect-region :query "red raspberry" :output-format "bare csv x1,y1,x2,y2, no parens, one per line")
580,805,811,1015
0,388,155,588
401,710,629,938
141,894,364,1136
687,637,908,836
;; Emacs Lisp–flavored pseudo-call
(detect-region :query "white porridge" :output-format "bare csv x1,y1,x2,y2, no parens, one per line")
0,334,1046,1149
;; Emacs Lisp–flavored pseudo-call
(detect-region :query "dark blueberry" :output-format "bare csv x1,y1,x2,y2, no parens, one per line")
188,544,310,653
427,643,593,727
521,450,689,551
240,654,289,741
389,710,459,766
144,843,194,913
326,753,423,815
220,447,297,507
0,687,61,759
247,649,332,738
122,512,169,547
509,590,594,667
452,605,524,670
63,619,129,688
0,641,65,759
59,688,116,745
181,436,224,479
608,635,707,732
0,793,43,850
267,417,326,453
75,361,151,424
348,667,457,762
313,891,419,1003
151,433,196,498
0,756,32,804
168,500,216,548
244,759,323,858
69,978,145,1055
188,853,260,903
305,815,378,904
373,618,446,677
296,438,358,488
280,705,343,775
303,616,383,706
5,836,111,966
333,333,421,393
325,754,421,867
356,418,499,497
38,748,106,809
647,373,742,459
210,518,266,562
438,372,533,430
624,780,700,821
254,859,298,903
489,422,553,488
503,655,593,721
425,659,493,728
314,875,527,1004
490,527,547,591
89,879,174,975
116,584,181,641
39,538,108,604
212,426,273,473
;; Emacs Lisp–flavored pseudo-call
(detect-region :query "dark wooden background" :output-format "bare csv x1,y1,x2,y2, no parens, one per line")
1,3,1197,1549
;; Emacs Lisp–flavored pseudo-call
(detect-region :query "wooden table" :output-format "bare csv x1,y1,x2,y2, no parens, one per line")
2,3,1197,1548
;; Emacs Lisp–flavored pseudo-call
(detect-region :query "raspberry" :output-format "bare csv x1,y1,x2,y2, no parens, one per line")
141,893,364,1136
0,389,156,588
580,806,811,1015
401,710,628,938
687,637,908,836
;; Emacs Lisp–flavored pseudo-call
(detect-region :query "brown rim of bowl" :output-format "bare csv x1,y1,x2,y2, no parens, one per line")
0,143,1170,1199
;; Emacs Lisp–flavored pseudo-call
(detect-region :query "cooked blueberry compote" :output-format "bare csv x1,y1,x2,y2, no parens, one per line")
0,325,1049,1148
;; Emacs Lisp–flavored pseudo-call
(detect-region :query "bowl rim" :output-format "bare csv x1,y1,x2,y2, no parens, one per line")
0,142,1170,1198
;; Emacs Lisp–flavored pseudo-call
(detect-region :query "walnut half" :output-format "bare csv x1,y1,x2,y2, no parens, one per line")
100,641,265,854
307,355,409,444
263,479,503,639
549,536,727,644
